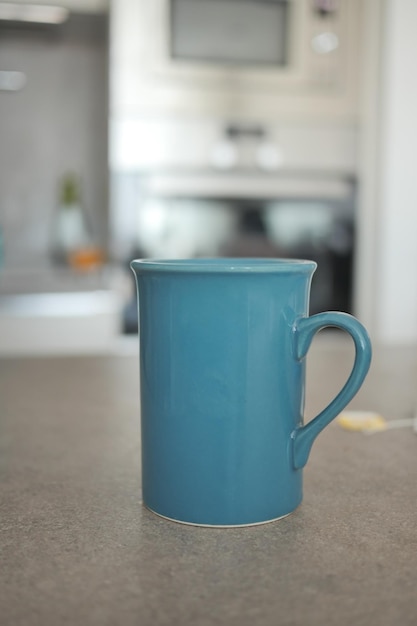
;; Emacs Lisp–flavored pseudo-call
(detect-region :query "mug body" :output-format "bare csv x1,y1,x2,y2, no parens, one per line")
132,258,316,526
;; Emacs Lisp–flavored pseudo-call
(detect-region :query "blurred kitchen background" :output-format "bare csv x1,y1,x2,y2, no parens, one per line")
0,0,416,355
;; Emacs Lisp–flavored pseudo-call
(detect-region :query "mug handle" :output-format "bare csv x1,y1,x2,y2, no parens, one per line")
292,312,372,470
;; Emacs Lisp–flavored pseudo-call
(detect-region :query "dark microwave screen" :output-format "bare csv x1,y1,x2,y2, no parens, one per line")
170,0,289,66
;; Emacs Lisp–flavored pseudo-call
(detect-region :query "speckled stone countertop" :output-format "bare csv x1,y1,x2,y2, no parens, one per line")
1,338,416,626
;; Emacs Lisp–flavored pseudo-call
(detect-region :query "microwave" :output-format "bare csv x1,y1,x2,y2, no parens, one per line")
170,0,340,69
116,0,361,119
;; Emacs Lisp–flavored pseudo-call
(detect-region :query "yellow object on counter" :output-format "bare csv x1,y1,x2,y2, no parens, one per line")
337,411,387,433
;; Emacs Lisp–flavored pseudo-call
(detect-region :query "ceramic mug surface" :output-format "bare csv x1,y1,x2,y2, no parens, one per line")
131,258,372,527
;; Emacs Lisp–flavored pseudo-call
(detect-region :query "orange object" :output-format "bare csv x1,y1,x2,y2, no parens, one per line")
68,247,105,271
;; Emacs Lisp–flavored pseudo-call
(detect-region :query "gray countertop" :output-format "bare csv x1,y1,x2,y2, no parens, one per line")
1,338,417,625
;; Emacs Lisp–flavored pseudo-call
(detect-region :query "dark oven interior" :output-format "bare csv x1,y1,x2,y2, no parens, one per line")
123,191,354,333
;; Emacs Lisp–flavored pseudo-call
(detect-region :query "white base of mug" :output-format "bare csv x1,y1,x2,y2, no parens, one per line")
144,504,295,528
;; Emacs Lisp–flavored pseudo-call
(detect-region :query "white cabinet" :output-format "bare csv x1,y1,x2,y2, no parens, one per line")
0,292,121,356
0,269,123,356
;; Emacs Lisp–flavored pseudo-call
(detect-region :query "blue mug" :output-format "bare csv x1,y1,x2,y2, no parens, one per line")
131,258,372,527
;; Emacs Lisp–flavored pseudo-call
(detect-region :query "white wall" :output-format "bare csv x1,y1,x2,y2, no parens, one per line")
373,0,417,344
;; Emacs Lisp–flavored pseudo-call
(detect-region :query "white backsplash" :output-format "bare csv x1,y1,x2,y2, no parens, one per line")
0,15,108,270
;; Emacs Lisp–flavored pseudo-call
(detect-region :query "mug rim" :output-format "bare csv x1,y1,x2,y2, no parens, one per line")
131,258,317,274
